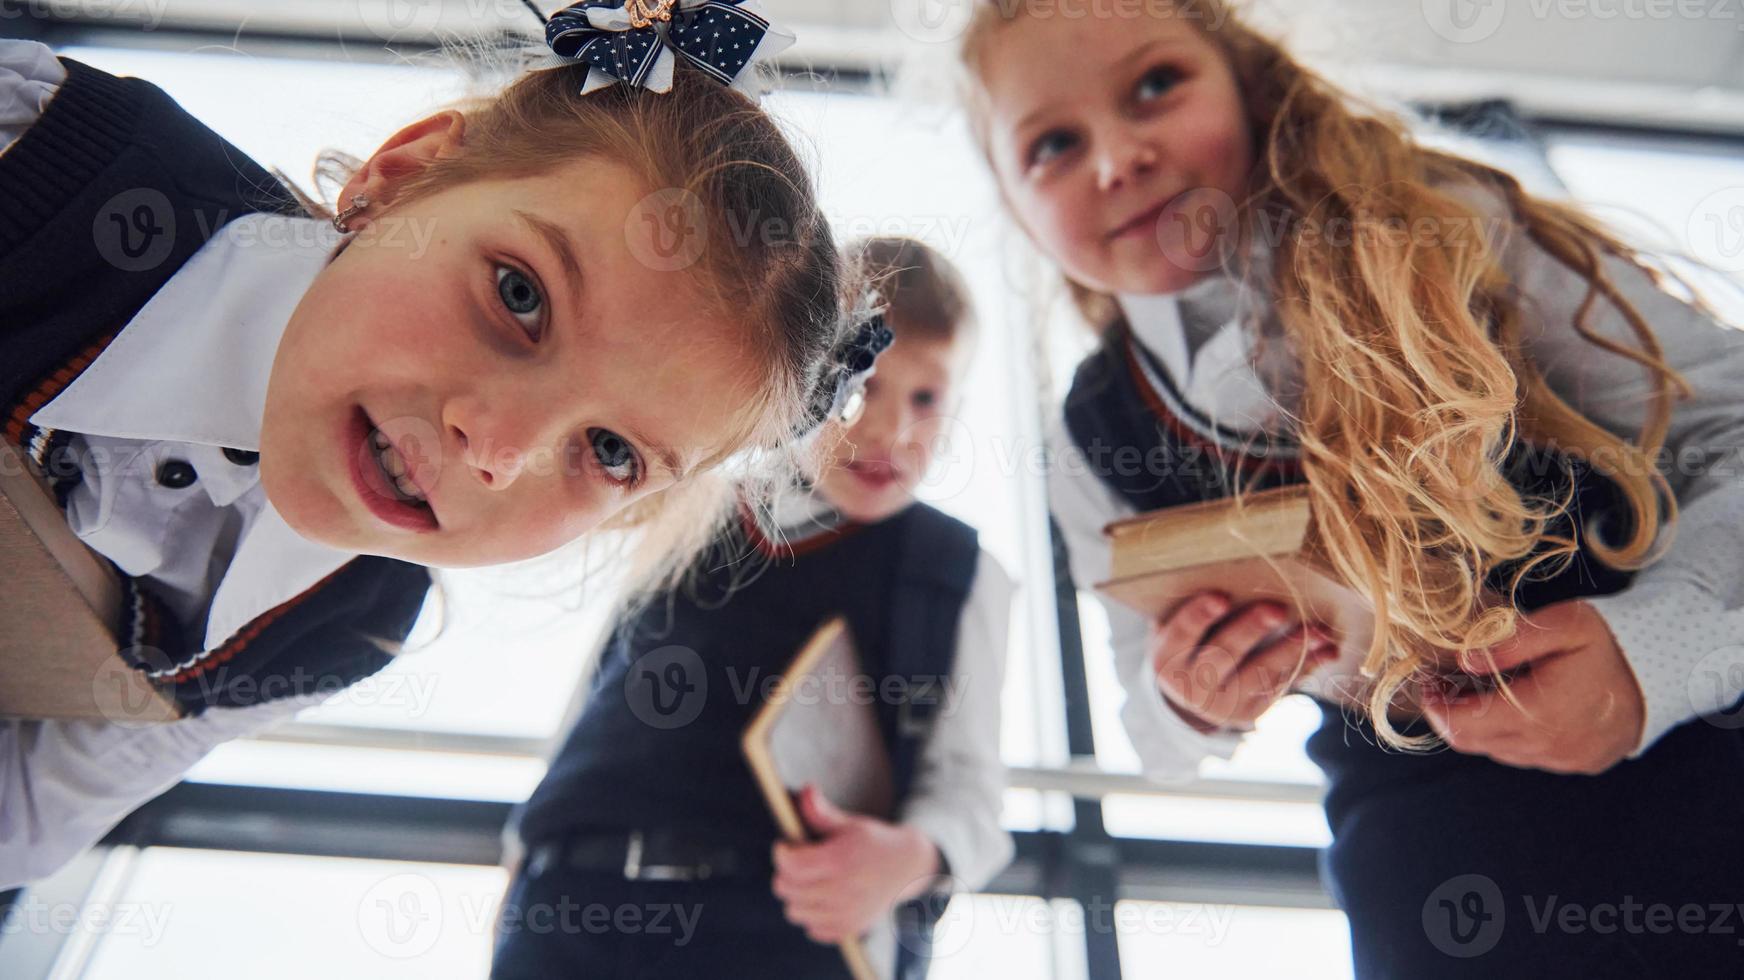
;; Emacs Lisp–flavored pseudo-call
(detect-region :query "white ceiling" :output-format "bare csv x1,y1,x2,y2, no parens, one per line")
16,0,1744,132
1208,0,1744,91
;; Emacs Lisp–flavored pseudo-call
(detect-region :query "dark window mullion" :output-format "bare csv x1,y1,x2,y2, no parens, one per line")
1048,516,1125,980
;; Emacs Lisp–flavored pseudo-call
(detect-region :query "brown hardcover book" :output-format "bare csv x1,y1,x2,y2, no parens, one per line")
742,617,892,980
1095,485,1379,710
0,440,180,723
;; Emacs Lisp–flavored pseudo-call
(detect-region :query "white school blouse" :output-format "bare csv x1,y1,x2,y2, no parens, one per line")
0,40,360,888
1051,197,1744,781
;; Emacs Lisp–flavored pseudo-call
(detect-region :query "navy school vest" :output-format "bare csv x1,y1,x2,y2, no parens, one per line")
0,58,431,716
1063,328,1744,976
517,502,981,848
1061,326,1639,612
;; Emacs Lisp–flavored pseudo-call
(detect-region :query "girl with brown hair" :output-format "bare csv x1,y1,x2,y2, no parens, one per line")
0,1,849,889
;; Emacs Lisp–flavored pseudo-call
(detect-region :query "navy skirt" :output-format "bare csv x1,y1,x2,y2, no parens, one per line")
1308,701,1744,979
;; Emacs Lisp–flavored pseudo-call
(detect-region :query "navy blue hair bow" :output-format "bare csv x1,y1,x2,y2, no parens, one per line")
544,0,794,95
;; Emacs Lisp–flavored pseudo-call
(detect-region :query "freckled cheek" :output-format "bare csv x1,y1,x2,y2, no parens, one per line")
347,288,482,389
1204,135,1249,194
1023,187,1100,262
372,275,455,343
1174,106,1252,194
465,496,600,561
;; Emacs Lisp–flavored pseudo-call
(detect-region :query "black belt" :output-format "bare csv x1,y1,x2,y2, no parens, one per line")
524,828,772,883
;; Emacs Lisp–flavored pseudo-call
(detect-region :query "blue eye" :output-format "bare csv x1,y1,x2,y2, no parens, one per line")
589,428,640,486
496,265,544,338
1028,129,1078,168
1136,66,1182,102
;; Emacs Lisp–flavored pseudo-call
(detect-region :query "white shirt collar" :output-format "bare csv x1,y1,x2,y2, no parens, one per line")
1114,291,1193,393
29,214,366,652
29,213,337,451
1117,275,1285,435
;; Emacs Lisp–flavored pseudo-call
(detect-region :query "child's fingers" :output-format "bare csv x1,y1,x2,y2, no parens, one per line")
1231,628,1336,716
1457,603,1583,675
782,902,843,935
1154,602,1294,727
1151,592,1234,675
774,857,840,887
1459,635,1555,676
779,894,839,919
798,783,852,837
1446,729,1536,768
777,894,853,938
1422,689,1527,756
771,842,840,885
1190,602,1291,685
771,872,802,902
773,875,852,924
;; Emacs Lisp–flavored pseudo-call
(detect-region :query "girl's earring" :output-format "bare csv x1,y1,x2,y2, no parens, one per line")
333,194,371,234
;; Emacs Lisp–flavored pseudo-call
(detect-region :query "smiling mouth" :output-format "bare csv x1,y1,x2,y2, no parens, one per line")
847,459,901,489
1108,201,1172,242
367,428,431,508
347,406,440,533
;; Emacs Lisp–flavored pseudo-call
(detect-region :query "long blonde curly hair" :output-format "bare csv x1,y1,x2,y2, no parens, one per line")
962,0,1693,745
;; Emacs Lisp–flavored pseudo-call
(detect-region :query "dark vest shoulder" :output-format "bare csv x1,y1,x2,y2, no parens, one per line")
3,56,302,450
0,58,426,716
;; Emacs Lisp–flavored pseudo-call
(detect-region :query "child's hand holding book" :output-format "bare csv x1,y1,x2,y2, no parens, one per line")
1419,599,1646,776
771,784,942,946
1097,486,1382,725
1102,486,1648,770
1148,591,1341,733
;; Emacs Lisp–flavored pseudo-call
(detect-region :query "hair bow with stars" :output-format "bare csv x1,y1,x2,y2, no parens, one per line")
543,0,795,96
